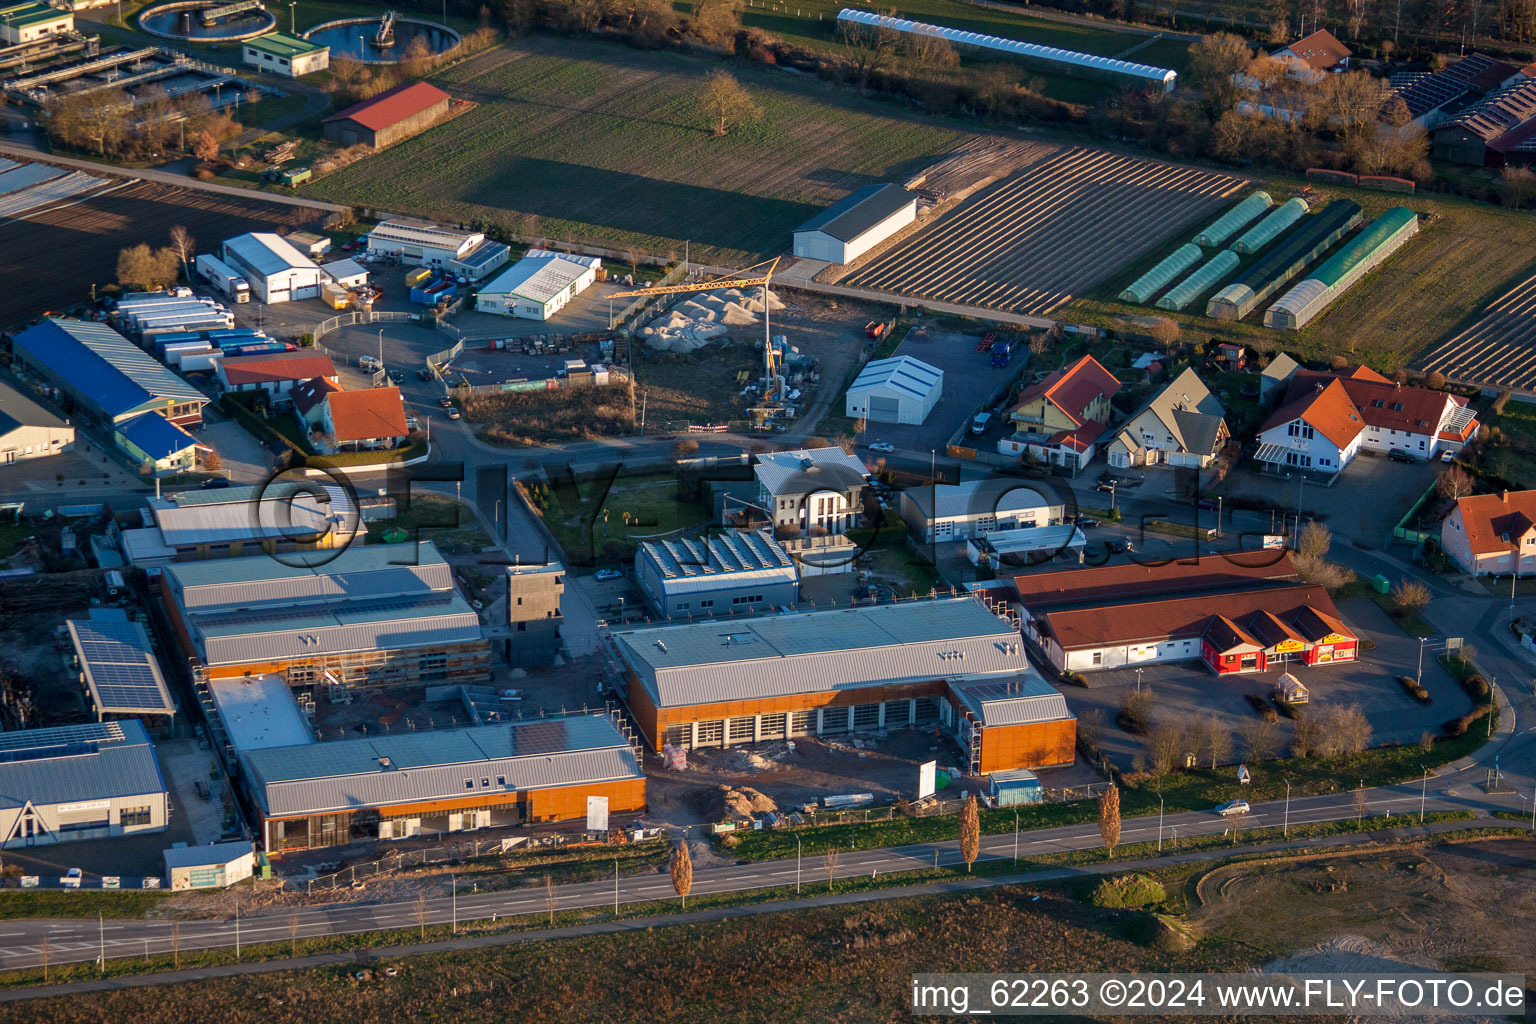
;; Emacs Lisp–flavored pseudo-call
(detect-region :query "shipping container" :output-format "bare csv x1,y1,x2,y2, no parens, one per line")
988,768,1043,807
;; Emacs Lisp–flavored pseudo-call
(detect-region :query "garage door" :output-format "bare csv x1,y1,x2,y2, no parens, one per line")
267,287,289,303
868,395,900,422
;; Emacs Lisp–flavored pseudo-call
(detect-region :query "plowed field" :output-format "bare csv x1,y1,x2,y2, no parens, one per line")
1419,266,1536,393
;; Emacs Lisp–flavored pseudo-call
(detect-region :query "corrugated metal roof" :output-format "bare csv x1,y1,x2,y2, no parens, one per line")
846,355,942,402
151,483,358,548
754,447,869,496
951,673,1072,726
165,539,447,604
242,714,641,817
614,598,1025,708
118,413,199,461
903,478,1059,522
368,220,482,255
163,841,253,871
198,601,482,666
794,183,916,243
11,318,205,418
224,233,316,278
480,254,592,305
0,719,165,811
324,81,450,131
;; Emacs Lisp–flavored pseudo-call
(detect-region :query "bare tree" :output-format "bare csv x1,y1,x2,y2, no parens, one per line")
1419,730,1436,753
1502,167,1536,210
687,0,741,48
169,923,180,969
1238,717,1277,761
1148,316,1182,349
288,912,301,956
168,225,196,286
1298,521,1332,560
414,893,429,939
697,71,761,137
839,9,901,92
1078,707,1104,750
824,847,840,892
1145,719,1186,789
1186,33,1252,117
545,874,558,926
1098,784,1121,858
1204,723,1234,769
670,842,693,910
958,794,980,872
1392,577,1432,614
1437,466,1475,500
40,934,51,982
1352,783,1368,829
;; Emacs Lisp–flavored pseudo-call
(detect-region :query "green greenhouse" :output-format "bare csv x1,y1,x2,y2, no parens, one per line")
1156,250,1239,312
1232,197,1310,254
1206,201,1362,321
1193,191,1272,248
1120,243,1203,304
1264,207,1419,331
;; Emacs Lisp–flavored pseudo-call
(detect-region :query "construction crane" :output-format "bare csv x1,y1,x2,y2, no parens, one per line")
607,258,788,430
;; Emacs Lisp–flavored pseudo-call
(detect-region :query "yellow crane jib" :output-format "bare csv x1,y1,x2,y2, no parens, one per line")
606,257,779,300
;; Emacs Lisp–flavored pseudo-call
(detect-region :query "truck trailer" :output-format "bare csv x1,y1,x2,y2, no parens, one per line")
196,254,252,304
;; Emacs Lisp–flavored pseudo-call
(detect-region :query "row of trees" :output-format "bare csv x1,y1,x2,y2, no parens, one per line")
45,88,244,163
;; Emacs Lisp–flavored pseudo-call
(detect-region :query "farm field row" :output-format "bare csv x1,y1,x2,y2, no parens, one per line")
1066,178,1536,372
304,36,975,264
845,146,1245,316
1419,266,1536,393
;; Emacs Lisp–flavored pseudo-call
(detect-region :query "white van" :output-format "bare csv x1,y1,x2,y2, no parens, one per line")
359,355,382,371
971,412,993,435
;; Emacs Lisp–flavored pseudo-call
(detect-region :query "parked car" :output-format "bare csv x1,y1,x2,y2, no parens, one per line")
62,868,82,889
1077,517,1101,529
1094,480,1117,493
387,370,406,385
445,406,461,420
200,477,231,489
867,441,895,454
417,368,434,381
1104,539,1127,554
594,569,623,582
1388,449,1419,464
438,396,454,408
1195,498,1219,511
1440,450,1456,463
499,689,523,702
1215,800,1250,817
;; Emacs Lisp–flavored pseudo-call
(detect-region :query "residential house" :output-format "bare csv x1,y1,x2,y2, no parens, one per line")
1441,489,1536,576
1253,366,1477,474
1106,367,1229,469
116,412,206,475
309,387,409,453
753,447,868,575
1270,29,1351,81
997,355,1120,475
217,352,338,405
1259,352,1300,402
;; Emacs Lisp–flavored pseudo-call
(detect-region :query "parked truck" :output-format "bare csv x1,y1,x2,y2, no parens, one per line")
195,254,251,304
989,335,1017,368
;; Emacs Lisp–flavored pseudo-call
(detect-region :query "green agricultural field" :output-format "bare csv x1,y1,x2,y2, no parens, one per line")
1067,176,1536,372
306,36,975,264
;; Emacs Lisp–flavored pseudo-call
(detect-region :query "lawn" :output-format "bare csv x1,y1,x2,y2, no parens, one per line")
1066,175,1536,372
1478,395,1536,490
366,494,492,553
536,470,715,564
305,35,976,264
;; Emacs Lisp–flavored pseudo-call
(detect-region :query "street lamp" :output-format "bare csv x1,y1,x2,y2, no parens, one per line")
1420,766,1428,823
288,1,297,34
378,329,384,369
1013,807,1019,864
1135,667,1143,693
795,834,802,894
1283,780,1291,838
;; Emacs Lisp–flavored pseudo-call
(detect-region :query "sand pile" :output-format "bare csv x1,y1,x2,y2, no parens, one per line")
726,749,779,773
642,287,787,352
711,785,779,820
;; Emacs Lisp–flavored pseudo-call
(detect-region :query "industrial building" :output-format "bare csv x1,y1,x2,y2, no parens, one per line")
792,183,918,265
121,482,359,565
635,529,799,619
366,220,485,269
1441,489,1536,576
164,841,256,890
900,478,1065,544
0,721,169,848
10,317,207,430
1105,368,1229,469
476,252,599,320
0,2,71,45
116,409,205,475
0,377,73,462
844,354,942,425
967,525,1085,570
222,233,322,303
241,714,645,855
217,351,339,404
160,541,491,688
323,80,450,148
1011,554,1356,674
67,608,176,729
610,597,1076,773
1393,52,1531,128
506,560,565,666
241,31,329,78
320,258,368,289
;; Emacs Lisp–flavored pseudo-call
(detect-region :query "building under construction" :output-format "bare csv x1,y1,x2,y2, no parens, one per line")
608,597,1075,774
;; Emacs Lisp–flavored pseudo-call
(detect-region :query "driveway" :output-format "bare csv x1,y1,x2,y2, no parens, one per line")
199,406,273,483
1215,452,1440,546
859,327,1027,455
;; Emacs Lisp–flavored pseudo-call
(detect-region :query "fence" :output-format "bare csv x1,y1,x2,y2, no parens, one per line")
1392,479,1442,545
453,365,631,401
768,782,1115,830
311,310,416,349
300,833,594,892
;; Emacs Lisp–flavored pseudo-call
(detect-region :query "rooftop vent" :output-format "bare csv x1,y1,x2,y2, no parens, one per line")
655,640,667,653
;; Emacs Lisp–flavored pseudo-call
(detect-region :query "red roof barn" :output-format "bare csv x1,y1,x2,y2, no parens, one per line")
324,81,452,149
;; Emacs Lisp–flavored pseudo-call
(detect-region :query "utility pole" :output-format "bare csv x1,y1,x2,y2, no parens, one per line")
451,873,457,934
235,894,241,960
1283,780,1290,838
614,858,619,913
1013,808,1019,864
289,1,297,33
98,912,105,974
1420,766,1427,823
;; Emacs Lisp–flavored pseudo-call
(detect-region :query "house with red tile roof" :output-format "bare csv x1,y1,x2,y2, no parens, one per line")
998,355,1120,475
1253,367,1477,474
324,81,451,150
1271,29,1352,81
1441,489,1536,576
309,387,409,453
217,352,338,405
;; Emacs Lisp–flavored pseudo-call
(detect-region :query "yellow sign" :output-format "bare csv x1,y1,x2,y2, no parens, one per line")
1274,639,1305,654
1322,633,1351,644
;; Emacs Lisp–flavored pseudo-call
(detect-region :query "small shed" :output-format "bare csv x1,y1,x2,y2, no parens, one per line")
845,354,942,425
163,841,256,890
284,231,332,258
988,768,1043,806
321,258,369,289
1275,671,1309,704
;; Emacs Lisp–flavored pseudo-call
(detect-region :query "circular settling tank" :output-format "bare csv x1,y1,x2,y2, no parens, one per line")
138,1,278,42
302,17,460,64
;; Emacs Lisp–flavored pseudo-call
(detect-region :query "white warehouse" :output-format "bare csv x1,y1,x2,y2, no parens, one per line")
222,233,322,304
367,220,485,269
0,721,169,848
476,253,599,320
845,354,942,425
792,183,918,265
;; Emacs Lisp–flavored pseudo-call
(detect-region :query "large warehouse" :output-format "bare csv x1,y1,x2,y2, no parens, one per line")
634,529,799,619
367,220,486,269
0,721,169,849
611,597,1076,773
323,80,451,149
123,482,359,565
10,317,207,431
900,478,1065,544
160,541,490,688
476,252,599,320
241,714,645,855
792,183,918,265
0,378,73,462
222,233,323,304
844,354,942,425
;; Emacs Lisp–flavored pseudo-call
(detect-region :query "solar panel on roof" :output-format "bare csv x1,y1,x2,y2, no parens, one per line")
509,719,570,757
0,721,124,752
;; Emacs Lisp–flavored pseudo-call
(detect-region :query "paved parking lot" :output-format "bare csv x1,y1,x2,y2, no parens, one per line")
1058,595,1474,771
1215,451,1440,545
859,327,1029,454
